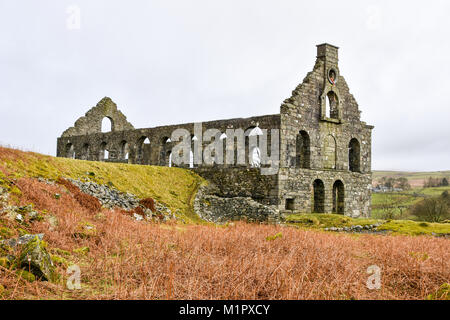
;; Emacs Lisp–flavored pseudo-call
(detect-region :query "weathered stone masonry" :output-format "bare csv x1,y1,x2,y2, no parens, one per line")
57,43,374,219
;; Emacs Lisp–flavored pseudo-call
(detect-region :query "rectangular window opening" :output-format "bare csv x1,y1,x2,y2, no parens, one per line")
285,198,295,211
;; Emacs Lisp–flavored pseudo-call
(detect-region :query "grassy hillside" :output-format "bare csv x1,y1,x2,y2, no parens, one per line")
0,146,205,222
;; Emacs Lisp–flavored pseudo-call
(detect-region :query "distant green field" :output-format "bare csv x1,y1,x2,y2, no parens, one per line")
371,186,450,219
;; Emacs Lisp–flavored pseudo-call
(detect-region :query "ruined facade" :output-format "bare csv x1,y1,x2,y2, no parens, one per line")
57,44,374,218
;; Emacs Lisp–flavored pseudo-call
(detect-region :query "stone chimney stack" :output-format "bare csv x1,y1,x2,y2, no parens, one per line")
316,43,339,65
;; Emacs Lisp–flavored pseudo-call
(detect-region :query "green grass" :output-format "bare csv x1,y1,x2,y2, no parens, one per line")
378,220,450,236
416,186,450,196
371,186,450,219
285,213,450,236
285,213,381,229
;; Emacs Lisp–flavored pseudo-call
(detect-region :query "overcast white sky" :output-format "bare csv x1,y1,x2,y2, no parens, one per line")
0,1,449,171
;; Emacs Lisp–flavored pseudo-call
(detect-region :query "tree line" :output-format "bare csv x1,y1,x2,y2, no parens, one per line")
377,176,411,190
411,190,450,222
423,177,449,188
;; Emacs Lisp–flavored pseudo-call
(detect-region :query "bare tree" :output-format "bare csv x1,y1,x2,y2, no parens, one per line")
411,193,449,222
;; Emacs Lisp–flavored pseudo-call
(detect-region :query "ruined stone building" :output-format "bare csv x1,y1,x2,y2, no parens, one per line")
57,44,374,219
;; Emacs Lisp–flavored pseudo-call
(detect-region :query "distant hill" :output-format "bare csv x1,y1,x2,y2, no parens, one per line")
373,170,450,188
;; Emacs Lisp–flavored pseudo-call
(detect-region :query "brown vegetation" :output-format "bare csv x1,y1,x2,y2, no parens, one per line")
0,178,448,300
139,198,156,212
55,178,102,213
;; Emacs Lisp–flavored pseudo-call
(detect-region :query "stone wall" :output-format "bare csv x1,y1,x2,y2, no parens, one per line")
61,97,135,137
278,168,372,217
276,43,374,216
193,167,279,205
194,185,280,223
57,102,280,168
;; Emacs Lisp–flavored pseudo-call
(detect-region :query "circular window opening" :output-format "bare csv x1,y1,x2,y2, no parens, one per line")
328,69,338,85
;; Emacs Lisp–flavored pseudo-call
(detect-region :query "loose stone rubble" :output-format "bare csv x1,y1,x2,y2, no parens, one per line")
324,223,385,234
68,179,140,210
67,179,175,221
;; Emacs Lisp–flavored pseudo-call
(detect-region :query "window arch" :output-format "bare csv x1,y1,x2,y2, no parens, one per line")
81,143,90,160
101,117,113,133
161,136,170,144
244,126,256,166
312,179,325,213
325,91,339,119
190,134,197,167
159,137,171,166
296,130,310,168
250,146,261,168
99,142,108,160
120,141,129,161
136,136,150,164
65,143,75,159
220,133,227,165
349,138,361,172
332,180,345,214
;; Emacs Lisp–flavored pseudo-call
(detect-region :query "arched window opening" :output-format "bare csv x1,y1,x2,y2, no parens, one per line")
81,143,90,160
332,180,345,214
245,126,256,166
136,136,150,164
325,91,339,119
101,117,112,133
99,142,108,161
323,135,337,169
248,126,263,137
349,138,361,172
312,179,325,213
161,136,170,144
120,141,129,161
296,130,310,168
159,137,171,166
250,147,261,168
65,143,75,159
220,133,227,165
190,135,196,167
